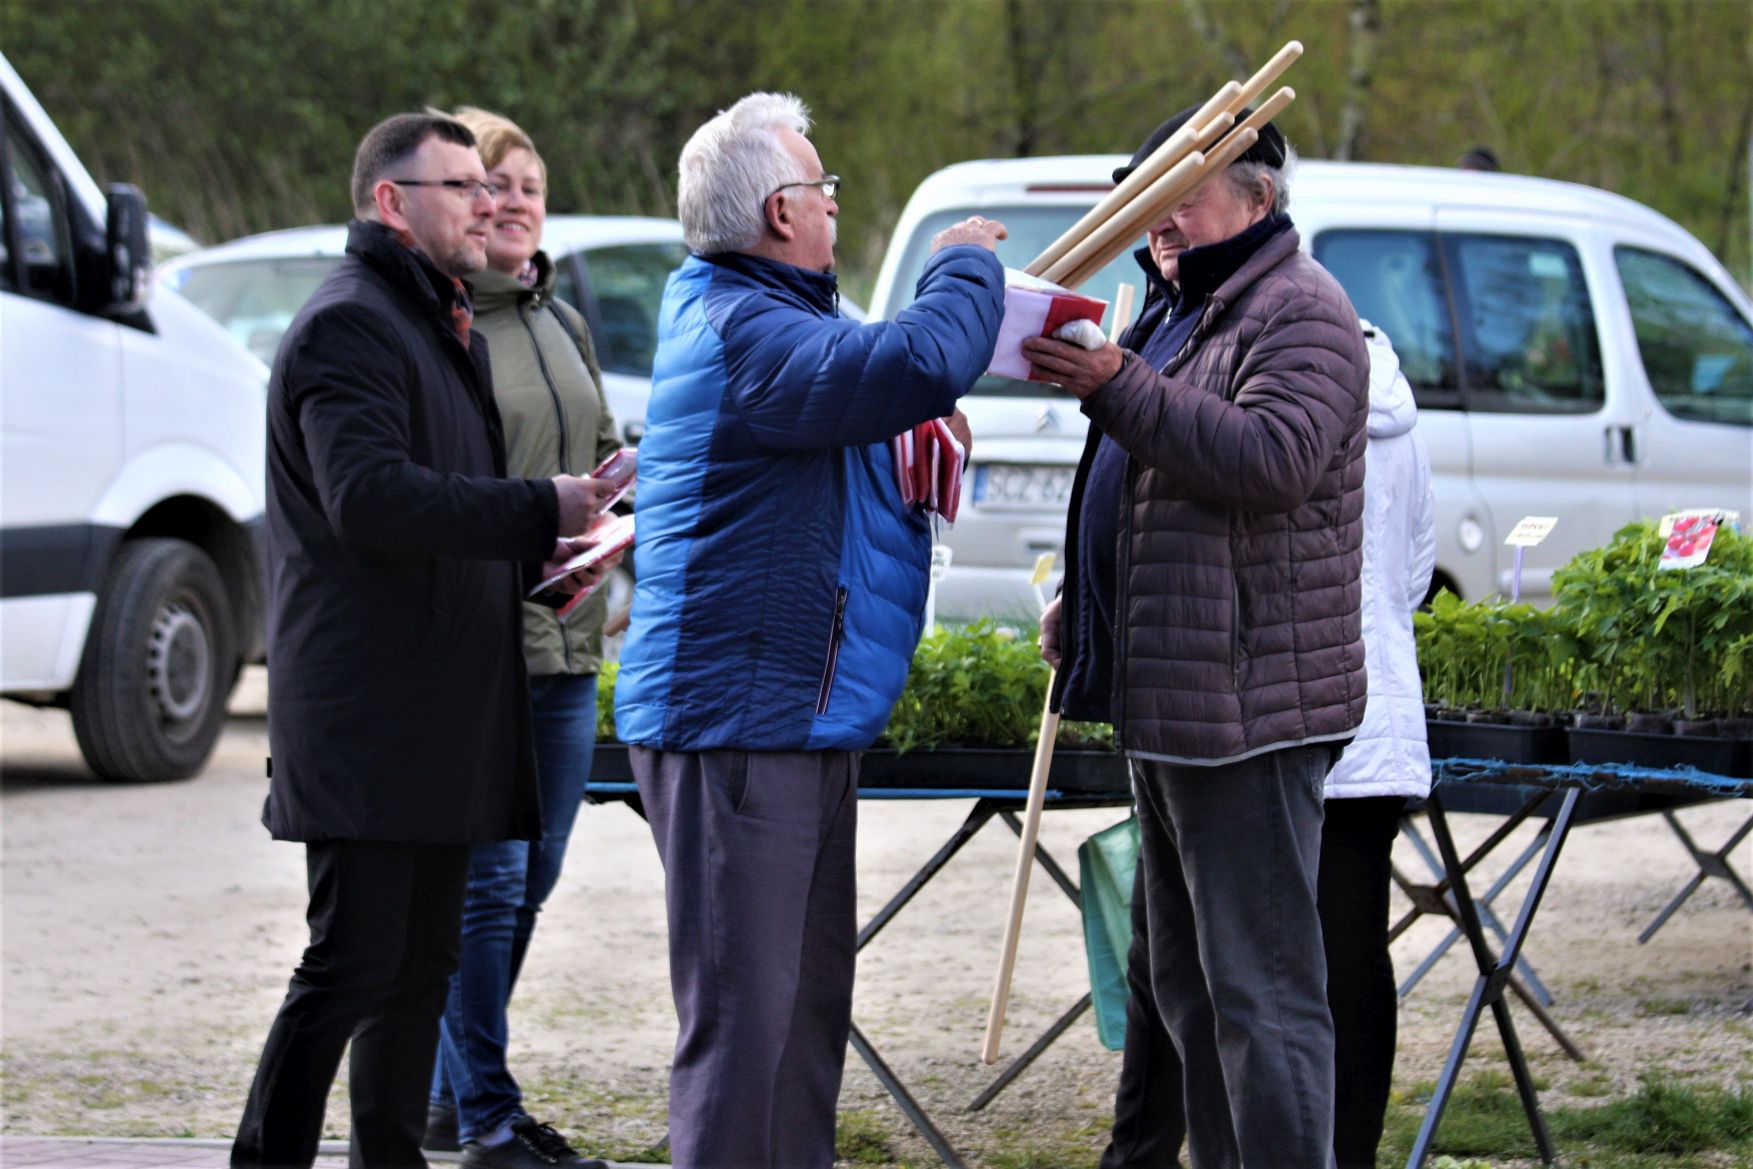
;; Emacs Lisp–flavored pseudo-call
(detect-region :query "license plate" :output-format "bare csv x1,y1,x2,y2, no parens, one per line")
972,463,1074,510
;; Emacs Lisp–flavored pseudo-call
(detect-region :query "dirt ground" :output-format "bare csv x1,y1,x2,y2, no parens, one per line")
3,668,1750,1166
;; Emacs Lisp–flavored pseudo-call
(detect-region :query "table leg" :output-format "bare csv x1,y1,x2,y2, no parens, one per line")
1406,788,1579,1168
965,993,1092,1112
1637,809,1753,944
1394,811,1555,1004
1390,799,1544,944
849,1022,967,1169
859,801,1000,951
850,797,1109,1162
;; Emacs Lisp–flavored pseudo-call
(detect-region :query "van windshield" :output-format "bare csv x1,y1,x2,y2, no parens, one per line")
886,207,1148,397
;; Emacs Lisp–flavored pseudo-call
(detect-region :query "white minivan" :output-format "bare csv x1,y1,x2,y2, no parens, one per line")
870,157,1753,618
1,53,268,781
157,217,694,448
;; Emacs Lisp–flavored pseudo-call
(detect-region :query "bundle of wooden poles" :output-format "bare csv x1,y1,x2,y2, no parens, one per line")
980,40,1310,1067
1022,40,1305,294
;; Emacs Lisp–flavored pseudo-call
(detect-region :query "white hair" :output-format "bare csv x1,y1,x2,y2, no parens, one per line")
1225,142,1297,217
677,92,812,255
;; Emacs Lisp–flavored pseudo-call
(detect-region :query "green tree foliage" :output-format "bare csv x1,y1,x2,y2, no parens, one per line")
4,0,1747,296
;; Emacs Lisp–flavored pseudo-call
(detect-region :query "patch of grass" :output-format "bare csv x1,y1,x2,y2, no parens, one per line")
986,1120,1109,1169
607,1140,673,1165
1408,1069,1543,1158
1567,1068,1617,1098
1550,1072,1753,1154
1634,995,1695,1017
1382,1068,1753,1167
835,1109,895,1165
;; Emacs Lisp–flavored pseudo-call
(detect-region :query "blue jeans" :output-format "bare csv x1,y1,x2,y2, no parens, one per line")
430,672,598,1142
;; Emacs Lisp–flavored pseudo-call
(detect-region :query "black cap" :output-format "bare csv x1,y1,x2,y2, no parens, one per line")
1112,103,1288,185
1458,146,1502,172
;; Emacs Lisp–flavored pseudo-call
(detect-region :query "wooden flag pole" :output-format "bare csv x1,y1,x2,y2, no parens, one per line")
981,286,1137,1066
1057,83,1295,289
1025,39,1304,285
1024,82,1239,278
1225,86,1297,153
1042,150,1207,286
1225,40,1303,116
979,671,1061,1065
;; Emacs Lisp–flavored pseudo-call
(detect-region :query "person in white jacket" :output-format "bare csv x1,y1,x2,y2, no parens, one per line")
1096,321,1435,1169
1319,320,1436,1168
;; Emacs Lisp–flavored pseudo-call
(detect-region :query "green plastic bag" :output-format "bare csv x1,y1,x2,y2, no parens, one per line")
1078,814,1140,1050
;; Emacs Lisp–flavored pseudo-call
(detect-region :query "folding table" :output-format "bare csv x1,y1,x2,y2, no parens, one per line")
591,745,1750,1169
588,744,1132,1169
1404,758,1753,1168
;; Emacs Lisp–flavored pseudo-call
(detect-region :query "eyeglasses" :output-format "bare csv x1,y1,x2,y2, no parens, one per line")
767,175,840,202
388,178,496,201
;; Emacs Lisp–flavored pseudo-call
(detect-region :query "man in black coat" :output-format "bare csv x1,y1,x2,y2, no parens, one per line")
232,113,613,1169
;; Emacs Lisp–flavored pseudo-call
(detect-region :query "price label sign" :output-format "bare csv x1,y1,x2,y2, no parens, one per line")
1659,508,1740,537
1504,516,1559,548
930,543,954,583
1658,513,1722,570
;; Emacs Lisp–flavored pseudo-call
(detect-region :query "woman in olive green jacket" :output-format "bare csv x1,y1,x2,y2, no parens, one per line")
426,107,619,1169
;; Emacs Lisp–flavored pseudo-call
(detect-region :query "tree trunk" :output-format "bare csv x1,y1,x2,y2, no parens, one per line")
1336,0,1380,161
1177,0,1252,81
1006,0,1039,157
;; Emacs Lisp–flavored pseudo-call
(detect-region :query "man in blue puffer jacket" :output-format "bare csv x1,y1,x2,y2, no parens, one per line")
615,91,1005,1169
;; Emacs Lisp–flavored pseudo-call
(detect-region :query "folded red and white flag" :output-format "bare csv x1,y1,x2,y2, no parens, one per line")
987,268,1108,380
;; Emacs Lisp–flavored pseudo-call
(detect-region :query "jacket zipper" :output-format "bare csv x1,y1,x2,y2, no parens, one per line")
523,303,577,671
1111,465,1132,746
816,586,849,715
522,306,572,474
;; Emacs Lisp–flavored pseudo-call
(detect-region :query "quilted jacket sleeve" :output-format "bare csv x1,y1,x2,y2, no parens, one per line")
1082,279,1368,514
720,245,1005,451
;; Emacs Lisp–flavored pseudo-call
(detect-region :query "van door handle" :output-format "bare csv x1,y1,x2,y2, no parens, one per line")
1605,425,1636,465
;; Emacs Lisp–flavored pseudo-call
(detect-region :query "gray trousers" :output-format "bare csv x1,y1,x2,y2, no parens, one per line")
1132,745,1336,1169
631,747,858,1169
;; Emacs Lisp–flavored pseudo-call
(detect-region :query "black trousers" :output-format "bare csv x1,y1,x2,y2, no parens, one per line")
233,840,472,1169
1100,795,1405,1169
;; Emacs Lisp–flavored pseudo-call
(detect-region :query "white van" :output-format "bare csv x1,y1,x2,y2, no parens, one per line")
870,157,1753,618
1,53,267,781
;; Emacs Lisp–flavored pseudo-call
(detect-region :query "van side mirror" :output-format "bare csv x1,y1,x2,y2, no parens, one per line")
102,183,149,314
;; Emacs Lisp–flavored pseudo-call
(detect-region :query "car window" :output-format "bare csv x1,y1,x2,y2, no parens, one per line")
573,242,690,377
163,257,338,365
887,206,1147,398
1311,230,1459,406
553,257,581,314
3,108,73,303
1615,247,1753,427
1446,233,1603,413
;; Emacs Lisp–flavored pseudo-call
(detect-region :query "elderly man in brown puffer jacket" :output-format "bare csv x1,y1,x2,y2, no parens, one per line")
1025,107,1368,1169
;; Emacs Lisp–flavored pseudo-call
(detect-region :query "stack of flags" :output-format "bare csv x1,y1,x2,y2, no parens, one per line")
892,417,965,523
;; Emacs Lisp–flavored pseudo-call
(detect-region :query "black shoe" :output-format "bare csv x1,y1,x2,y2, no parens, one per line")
424,1103,461,1154
459,1118,606,1168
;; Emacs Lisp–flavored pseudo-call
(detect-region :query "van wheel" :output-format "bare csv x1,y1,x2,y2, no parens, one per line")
70,538,237,782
